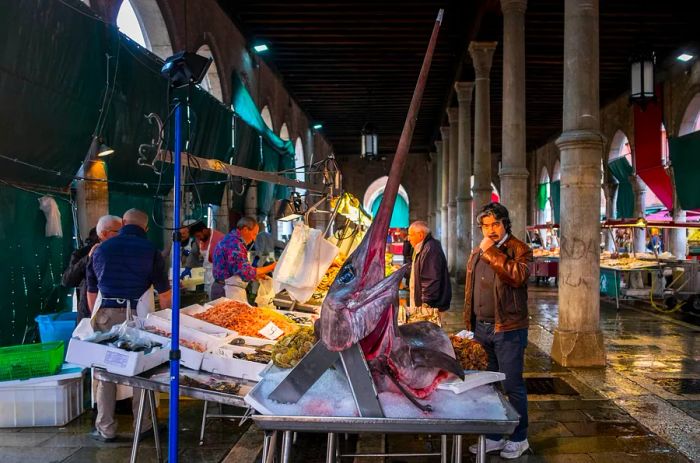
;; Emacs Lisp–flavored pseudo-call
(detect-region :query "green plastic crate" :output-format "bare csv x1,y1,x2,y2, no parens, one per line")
0,341,65,381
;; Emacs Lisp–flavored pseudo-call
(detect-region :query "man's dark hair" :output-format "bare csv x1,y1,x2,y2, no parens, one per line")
188,221,207,235
477,202,512,234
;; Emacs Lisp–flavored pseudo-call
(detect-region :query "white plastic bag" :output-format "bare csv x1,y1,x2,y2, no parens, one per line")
255,277,275,308
273,223,339,303
38,196,62,237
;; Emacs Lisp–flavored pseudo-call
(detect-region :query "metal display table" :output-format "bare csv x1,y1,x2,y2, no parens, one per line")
599,264,661,309
252,390,519,463
94,365,256,463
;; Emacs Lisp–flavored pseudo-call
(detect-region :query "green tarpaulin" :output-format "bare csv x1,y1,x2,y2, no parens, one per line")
550,180,561,224
371,194,410,228
0,185,73,346
669,132,700,210
607,157,635,219
537,183,549,211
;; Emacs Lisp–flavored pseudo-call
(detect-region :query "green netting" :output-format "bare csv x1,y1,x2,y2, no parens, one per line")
669,132,700,210
550,180,561,224
0,185,73,346
371,194,409,228
608,157,635,219
537,183,550,210
108,189,165,250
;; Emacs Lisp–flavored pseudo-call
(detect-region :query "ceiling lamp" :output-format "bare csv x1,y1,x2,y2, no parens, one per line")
677,53,694,62
252,42,270,53
360,122,379,161
312,123,323,130
629,50,655,108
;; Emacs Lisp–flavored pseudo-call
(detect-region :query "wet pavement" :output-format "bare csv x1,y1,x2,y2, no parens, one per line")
0,283,698,462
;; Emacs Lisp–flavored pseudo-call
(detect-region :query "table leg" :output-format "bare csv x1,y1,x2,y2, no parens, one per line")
454,434,462,463
326,433,336,463
148,391,162,463
281,430,293,463
130,389,147,463
199,400,209,445
262,431,272,463
477,434,486,463
440,435,447,463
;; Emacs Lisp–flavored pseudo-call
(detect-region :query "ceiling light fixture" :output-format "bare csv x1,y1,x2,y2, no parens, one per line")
253,43,269,53
312,123,323,130
677,53,694,62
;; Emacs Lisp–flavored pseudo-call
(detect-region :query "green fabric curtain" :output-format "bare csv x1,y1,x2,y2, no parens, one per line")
550,180,561,224
0,185,73,346
231,74,295,157
607,157,635,219
669,132,700,210
537,183,549,210
371,194,410,228
108,189,165,250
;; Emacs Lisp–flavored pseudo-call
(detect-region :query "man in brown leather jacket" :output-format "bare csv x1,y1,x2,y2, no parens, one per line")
465,202,532,459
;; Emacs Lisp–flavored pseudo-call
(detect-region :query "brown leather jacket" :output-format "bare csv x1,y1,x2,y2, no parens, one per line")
464,235,532,333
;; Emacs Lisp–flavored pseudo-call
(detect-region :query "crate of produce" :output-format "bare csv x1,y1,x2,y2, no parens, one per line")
35,312,77,346
0,372,84,427
0,342,64,381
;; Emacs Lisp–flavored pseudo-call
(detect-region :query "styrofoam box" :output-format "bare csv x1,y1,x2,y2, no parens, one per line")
185,301,285,345
201,344,270,381
66,337,169,377
0,373,84,427
141,315,227,370
152,308,237,340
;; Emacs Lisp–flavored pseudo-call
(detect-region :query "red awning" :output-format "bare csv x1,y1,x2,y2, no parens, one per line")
637,165,673,209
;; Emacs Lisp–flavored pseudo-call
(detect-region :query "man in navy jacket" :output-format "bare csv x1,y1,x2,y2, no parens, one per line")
406,221,451,311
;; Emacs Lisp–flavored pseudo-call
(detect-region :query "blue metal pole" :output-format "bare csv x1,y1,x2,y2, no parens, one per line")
168,99,182,463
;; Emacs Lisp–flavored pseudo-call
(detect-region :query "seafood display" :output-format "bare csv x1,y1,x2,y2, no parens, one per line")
144,327,207,353
450,336,488,371
231,347,273,364
399,306,441,326
271,326,315,368
194,300,298,338
181,374,241,395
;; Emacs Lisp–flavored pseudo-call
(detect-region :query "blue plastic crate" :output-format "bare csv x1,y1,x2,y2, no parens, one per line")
35,312,77,346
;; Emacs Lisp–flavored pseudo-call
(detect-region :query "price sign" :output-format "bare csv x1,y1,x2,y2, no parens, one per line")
258,321,284,340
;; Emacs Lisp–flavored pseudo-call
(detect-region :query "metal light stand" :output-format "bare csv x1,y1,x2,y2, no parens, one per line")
168,98,183,463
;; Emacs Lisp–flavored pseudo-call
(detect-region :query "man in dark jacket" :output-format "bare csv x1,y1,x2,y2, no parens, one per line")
465,202,532,459
406,221,451,311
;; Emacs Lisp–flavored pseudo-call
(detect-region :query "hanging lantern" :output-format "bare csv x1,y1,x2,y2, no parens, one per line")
629,50,655,108
361,123,378,160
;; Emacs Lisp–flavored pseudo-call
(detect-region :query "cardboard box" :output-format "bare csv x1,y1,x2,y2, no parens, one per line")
65,337,169,377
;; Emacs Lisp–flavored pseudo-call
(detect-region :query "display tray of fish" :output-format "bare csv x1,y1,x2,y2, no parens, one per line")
181,374,241,395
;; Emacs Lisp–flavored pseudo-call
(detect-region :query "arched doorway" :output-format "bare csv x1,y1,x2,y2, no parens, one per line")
196,44,223,102
363,177,410,229
116,0,172,59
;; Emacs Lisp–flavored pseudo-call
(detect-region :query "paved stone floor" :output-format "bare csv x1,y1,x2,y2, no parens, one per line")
0,283,698,462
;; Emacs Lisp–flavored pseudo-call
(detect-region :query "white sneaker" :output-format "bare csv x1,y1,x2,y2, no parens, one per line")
500,439,530,459
468,438,505,454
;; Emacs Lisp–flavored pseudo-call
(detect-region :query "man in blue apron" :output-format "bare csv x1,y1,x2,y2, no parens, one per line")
211,216,276,302
86,208,172,442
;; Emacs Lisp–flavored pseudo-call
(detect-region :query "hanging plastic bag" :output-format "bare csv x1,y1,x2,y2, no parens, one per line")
38,196,62,237
273,222,339,303
255,277,276,308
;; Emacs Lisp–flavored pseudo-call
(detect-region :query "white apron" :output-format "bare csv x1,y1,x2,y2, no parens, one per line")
90,287,155,401
223,275,248,303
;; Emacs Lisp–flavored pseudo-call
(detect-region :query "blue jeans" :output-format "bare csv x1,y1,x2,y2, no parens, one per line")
474,321,528,442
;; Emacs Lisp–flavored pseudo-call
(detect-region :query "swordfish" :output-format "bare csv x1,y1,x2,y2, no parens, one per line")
317,9,463,411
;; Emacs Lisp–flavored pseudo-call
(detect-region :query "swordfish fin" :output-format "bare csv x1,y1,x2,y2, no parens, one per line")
411,348,465,380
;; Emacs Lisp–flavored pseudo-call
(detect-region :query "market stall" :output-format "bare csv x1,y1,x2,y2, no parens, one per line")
526,224,560,284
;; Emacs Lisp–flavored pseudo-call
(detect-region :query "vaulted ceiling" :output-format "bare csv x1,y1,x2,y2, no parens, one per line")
219,0,698,158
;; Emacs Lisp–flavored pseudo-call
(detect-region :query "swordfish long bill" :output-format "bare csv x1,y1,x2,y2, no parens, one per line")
320,9,445,352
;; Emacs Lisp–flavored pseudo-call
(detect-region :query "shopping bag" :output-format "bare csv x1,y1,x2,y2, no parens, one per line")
255,277,276,308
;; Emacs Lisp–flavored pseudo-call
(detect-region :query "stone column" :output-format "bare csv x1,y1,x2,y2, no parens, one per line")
434,147,443,241
602,182,617,252
551,0,605,367
454,82,475,281
439,129,450,257
447,107,459,275
469,41,498,244
76,160,109,240
427,152,435,230
631,175,647,252
669,167,687,258
499,0,529,241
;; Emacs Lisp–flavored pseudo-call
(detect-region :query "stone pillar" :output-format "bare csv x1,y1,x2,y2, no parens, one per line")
447,107,459,275
602,182,617,252
499,0,529,241
551,0,605,367
669,167,687,258
434,148,443,241
469,41,498,244
631,175,647,252
76,160,109,240
439,129,450,257
427,152,435,230
454,82,475,281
